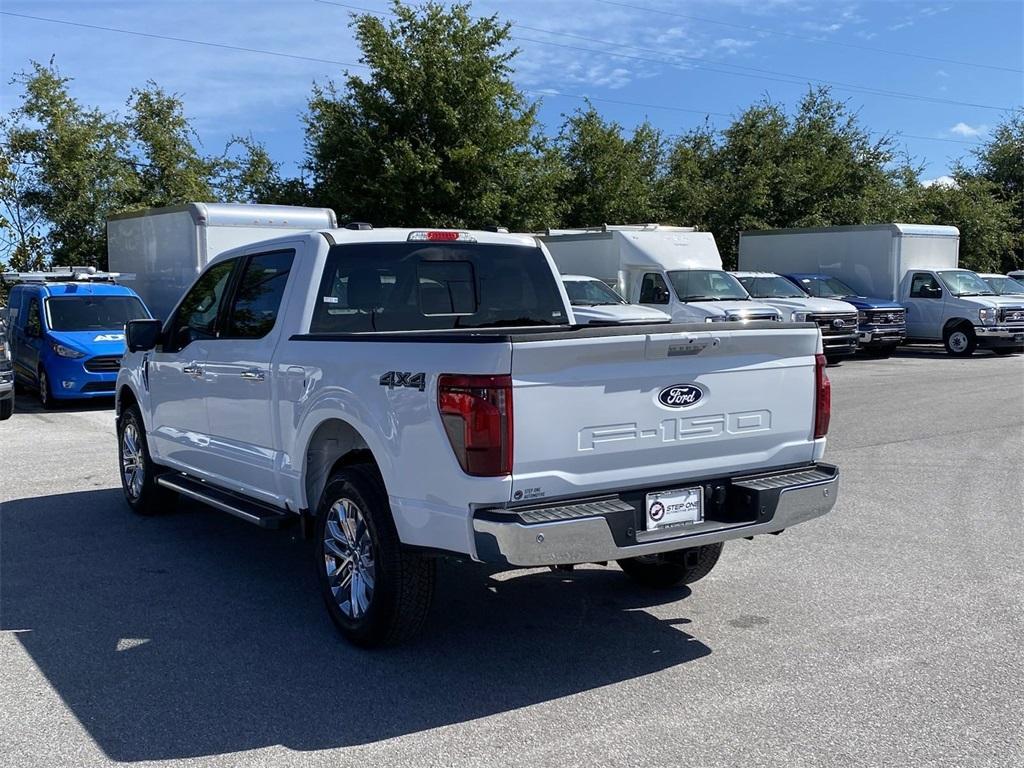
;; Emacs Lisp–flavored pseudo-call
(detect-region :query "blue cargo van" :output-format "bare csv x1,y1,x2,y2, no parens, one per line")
6,280,150,407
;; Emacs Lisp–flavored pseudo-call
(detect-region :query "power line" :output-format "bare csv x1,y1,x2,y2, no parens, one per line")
595,0,1023,74
0,9,987,148
316,1,1014,112
0,11,368,70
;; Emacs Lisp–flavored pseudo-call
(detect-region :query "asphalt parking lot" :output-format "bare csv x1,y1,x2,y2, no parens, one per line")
1,347,1022,768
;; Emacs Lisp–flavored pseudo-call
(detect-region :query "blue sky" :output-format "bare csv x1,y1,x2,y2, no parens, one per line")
1,0,1021,185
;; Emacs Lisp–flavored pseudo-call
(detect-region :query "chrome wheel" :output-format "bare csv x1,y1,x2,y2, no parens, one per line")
120,422,144,500
949,331,969,353
323,498,376,619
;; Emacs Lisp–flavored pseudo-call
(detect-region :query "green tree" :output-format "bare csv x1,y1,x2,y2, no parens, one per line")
555,105,665,227
303,1,560,229
663,88,911,266
970,110,1023,269
0,61,280,271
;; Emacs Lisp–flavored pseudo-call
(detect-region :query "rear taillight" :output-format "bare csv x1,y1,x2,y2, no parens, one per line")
814,353,831,439
437,374,513,476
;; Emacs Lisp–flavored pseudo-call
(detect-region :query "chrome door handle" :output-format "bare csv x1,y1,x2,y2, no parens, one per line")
240,368,266,382
182,363,203,378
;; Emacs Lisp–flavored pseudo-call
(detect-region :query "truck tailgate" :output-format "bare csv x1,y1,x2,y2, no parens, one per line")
509,324,822,501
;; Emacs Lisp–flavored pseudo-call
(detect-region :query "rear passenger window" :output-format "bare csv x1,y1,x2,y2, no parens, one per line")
225,250,294,339
310,242,567,333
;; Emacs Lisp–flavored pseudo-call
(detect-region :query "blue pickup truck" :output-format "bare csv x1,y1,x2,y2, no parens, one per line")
5,277,150,407
782,273,907,356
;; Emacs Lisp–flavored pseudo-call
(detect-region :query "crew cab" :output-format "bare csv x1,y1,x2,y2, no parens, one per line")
5,273,151,407
115,227,839,647
732,271,858,361
782,273,907,356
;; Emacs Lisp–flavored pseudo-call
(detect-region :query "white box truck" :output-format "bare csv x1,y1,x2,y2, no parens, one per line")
541,225,782,323
107,203,337,319
739,224,1024,356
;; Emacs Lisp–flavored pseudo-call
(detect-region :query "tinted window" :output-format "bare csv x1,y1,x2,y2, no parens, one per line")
168,259,237,351
799,276,855,299
26,299,42,335
225,250,294,339
310,243,566,333
909,272,942,299
639,273,670,304
47,295,148,331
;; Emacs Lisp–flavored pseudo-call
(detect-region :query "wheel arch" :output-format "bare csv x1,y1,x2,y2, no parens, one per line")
301,417,384,516
943,317,974,334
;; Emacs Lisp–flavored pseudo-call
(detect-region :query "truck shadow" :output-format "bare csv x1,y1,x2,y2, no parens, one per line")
8,394,114,415
1,489,711,762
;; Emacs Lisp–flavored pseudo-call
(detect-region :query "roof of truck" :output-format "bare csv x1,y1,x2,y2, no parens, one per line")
321,227,540,248
108,202,338,229
13,282,137,297
731,271,781,278
740,223,960,238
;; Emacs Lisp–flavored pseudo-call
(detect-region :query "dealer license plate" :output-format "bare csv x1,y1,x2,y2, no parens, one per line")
645,486,704,531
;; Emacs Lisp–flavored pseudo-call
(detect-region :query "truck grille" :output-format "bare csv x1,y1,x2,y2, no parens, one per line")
999,307,1024,323
810,312,858,336
83,355,122,372
727,312,780,322
867,309,905,326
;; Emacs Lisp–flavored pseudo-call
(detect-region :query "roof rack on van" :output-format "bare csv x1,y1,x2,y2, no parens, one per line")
1,266,126,284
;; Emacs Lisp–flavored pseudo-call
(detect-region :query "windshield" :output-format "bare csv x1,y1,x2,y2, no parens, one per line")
737,275,807,299
46,295,148,331
563,279,626,306
936,270,995,297
981,275,1024,295
798,275,856,299
667,270,749,301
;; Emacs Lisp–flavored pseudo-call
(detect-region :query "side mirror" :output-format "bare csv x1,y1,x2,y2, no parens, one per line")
126,319,162,352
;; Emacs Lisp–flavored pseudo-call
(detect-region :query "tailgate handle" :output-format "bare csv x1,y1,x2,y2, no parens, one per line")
645,332,720,359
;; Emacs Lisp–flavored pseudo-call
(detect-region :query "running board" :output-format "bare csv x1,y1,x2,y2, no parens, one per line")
156,474,292,529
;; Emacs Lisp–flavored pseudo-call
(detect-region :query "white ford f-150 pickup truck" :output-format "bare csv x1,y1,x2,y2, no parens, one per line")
115,227,839,647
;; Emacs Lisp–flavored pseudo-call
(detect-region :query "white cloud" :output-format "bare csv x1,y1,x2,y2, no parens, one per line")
887,21,914,31
714,38,756,54
802,22,843,33
949,122,988,137
935,69,949,78
922,176,957,188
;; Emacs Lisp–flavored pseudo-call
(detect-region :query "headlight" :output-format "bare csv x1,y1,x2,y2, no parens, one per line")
978,307,998,325
705,316,725,323
792,310,811,322
857,311,867,323
50,341,85,358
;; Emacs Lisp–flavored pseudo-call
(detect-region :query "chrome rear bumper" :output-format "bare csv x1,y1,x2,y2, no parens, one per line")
473,463,839,567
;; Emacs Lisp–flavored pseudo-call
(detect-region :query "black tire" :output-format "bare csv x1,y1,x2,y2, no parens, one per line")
618,542,724,588
0,397,12,420
117,406,175,515
37,367,57,409
315,465,435,648
943,324,977,357
824,354,845,366
869,343,898,359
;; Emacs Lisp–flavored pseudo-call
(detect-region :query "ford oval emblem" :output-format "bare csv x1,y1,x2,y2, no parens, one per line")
658,384,703,408
832,318,846,329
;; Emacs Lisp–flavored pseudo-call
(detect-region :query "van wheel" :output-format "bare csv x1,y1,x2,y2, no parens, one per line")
618,542,724,588
37,367,57,409
943,324,976,357
315,465,435,647
117,406,175,515
0,398,12,420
